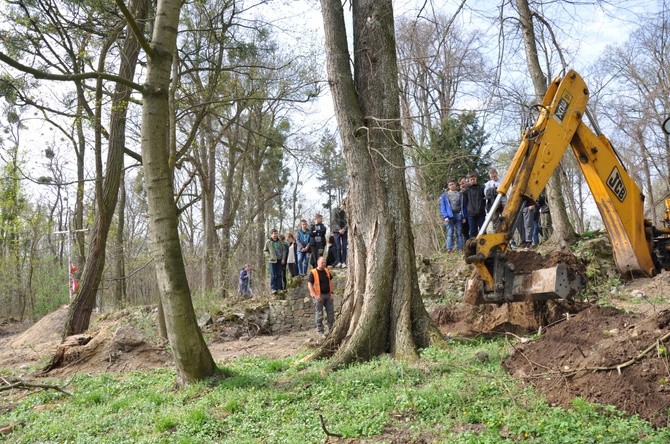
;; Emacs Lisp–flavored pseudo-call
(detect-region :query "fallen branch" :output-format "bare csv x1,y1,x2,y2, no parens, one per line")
0,380,72,396
0,421,24,436
319,413,343,438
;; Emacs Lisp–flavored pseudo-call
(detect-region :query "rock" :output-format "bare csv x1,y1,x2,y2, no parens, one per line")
112,326,145,352
197,314,213,328
631,290,645,298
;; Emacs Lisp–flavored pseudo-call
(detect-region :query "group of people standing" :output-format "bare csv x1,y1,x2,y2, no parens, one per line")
260,209,348,295
255,209,347,336
439,172,488,252
440,168,549,253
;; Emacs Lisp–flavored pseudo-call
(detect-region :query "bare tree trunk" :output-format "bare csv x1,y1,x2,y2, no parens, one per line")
635,128,656,224
316,0,443,367
218,140,244,297
515,0,577,244
64,0,149,337
201,124,218,294
140,0,216,383
114,171,127,306
562,169,584,234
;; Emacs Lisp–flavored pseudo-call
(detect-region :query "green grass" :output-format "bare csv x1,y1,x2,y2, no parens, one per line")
2,339,670,443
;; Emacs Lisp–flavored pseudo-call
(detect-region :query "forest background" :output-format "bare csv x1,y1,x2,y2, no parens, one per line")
0,0,668,328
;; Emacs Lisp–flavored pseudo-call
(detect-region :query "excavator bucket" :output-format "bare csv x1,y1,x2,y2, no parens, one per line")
509,264,584,302
465,261,585,305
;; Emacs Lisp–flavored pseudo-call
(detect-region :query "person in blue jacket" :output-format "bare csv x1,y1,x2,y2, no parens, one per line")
440,179,466,252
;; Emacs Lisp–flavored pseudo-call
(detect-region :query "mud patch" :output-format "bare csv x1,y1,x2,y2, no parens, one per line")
504,305,670,427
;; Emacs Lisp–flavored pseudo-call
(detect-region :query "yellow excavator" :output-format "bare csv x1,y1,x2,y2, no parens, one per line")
465,69,670,304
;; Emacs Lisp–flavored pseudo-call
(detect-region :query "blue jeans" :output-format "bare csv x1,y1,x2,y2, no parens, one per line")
269,262,282,291
468,214,486,238
334,232,348,264
445,214,464,251
297,250,309,275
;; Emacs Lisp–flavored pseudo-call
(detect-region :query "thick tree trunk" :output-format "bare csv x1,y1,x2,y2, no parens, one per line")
515,0,577,245
316,0,442,367
64,0,149,337
141,0,216,383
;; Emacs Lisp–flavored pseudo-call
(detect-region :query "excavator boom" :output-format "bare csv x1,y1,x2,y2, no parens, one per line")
467,70,669,304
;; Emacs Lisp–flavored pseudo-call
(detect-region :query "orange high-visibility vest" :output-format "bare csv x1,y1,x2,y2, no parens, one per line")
309,268,332,297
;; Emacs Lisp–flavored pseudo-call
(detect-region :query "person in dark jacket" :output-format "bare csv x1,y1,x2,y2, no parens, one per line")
332,206,348,268
325,235,337,267
309,214,327,267
238,264,252,297
462,172,486,238
459,177,470,237
286,232,299,277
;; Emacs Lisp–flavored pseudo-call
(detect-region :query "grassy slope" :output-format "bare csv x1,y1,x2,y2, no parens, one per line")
2,338,670,443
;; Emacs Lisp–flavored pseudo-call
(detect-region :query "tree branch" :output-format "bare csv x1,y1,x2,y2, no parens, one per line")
0,380,72,396
0,51,145,92
114,0,154,59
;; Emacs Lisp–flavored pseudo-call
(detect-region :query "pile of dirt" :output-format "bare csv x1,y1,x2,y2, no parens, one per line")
0,307,172,376
504,305,670,427
0,306,70,369
432,298,589,337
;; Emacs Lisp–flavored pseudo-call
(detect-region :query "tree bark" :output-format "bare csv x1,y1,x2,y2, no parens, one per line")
63,0,149,337
140,0,217,383
315,0,443,367
515,0,576,245
114,171,127,306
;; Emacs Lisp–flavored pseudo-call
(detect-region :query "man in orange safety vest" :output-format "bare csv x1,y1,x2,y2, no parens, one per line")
307,256,334,337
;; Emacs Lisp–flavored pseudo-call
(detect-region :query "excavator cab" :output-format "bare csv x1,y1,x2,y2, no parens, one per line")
466,70,670,304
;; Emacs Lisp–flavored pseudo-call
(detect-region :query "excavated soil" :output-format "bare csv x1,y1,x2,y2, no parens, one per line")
0,306,320,378
434,250,670,427
504,305,670,427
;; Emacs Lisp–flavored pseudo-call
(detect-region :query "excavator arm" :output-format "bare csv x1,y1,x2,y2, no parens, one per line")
467,70,664,304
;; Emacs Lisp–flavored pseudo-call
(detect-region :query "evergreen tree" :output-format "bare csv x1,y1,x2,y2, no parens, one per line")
419,111,490,195
314,131,347,222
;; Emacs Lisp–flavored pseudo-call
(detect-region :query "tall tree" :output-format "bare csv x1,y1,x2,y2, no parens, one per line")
64,0,150,337
512,0,577,244
314,131,347,223
316,0,443,366
134,0,217,383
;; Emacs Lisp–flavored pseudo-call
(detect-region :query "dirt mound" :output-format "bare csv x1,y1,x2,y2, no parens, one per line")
0,307,172,376
504,305,670,427
0,306,70,368
432,298,589,336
